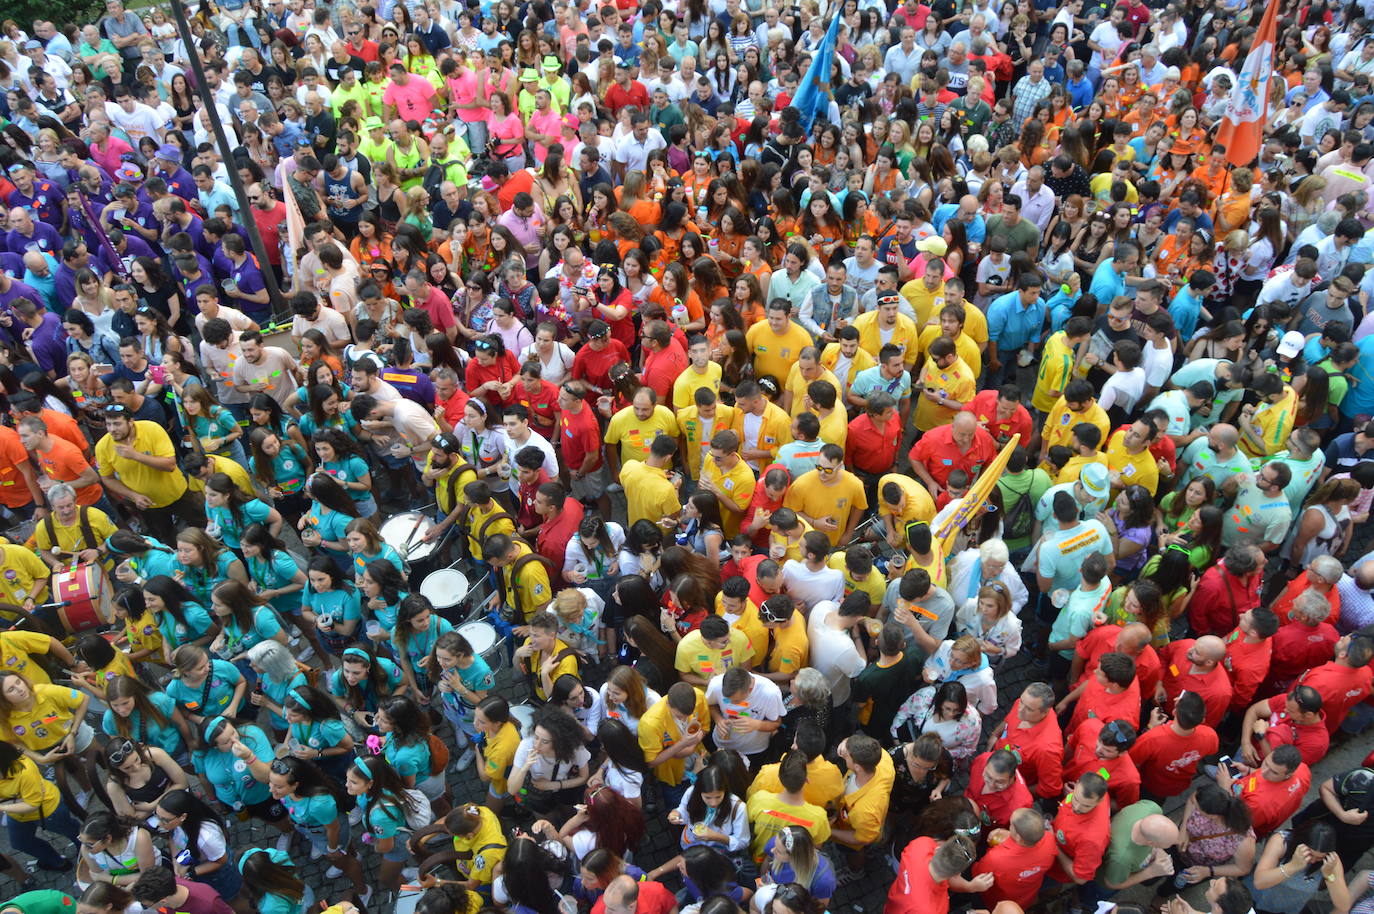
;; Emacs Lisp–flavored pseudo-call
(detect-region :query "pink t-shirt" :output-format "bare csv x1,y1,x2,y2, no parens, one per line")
382,77,437,122
447,71,485,123
528,109,564,163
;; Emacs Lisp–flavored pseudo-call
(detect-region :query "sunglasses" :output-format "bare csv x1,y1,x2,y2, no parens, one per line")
108,738,136,764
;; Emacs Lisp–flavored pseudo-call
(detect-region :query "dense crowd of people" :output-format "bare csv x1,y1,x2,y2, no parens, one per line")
5,0,1374,913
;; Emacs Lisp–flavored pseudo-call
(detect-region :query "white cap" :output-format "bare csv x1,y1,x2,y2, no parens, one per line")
1277,330,1305,358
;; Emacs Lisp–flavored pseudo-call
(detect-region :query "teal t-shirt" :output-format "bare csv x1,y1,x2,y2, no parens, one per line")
165,658,242,716
326,657,402,711
261,669,309,731
249,442,311,495
207,498,272,550
289,717,348,755
318,455,370,503
392,615,453,670
351,544,405,580
303,505,352,558
371,592,407,632
303,586,362,634
359,794,406,840
127,546,178,581
175,551,239,606
157,601,216,650
192,409,240,457
247,551,304,615
383,733,430,780
1048,579,1110,659
282,791,338,828
195,724,274,809
0,890,77,914
220,605,282,657
100,690,184,756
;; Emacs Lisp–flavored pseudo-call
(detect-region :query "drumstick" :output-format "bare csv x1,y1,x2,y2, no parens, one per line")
401,514,426,555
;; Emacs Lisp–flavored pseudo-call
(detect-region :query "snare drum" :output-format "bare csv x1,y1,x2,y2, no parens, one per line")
53,563,113,635
508,703,536,738
456,620,504,671
379,512,438,562
419,568,470,615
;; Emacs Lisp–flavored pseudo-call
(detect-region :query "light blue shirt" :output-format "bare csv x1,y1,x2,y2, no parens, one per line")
932,204,987,243
1343,335,1374,418
198,181,240,220
1169,284,1204,342
985,290,1047,351
849,365,912,401
1089,258,1128,303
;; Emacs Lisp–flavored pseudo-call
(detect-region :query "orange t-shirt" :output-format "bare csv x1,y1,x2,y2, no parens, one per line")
39,409,89,458
36,437,102,506
0,426,34,509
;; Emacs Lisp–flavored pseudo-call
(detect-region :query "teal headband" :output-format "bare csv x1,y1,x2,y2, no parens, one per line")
288,689,308,707
354,756,372,778
238,846,292,874
343,648,371,663
202,716,229,742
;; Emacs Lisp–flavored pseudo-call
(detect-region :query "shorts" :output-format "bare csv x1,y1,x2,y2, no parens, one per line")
569,464,610,502
298,816,351,857
381,837,412,862
244,796,290,823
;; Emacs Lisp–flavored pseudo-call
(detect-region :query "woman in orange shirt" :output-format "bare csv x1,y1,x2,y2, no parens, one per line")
709,206,752,281
653,203,701,274
689,257,728,320
350,213,394,271
754,219,786,268
1099,76,1124,119
619,171,661,227
814,124,842,167
1117,63,1144,110
649,261,700,319
1213,167,1255,235
864,144,902,199
1165,107,1206,149
706,299,745,358
609,212,646,262
731,273,767,327
842,194,880,253
682,152,715,211
796,194,847,260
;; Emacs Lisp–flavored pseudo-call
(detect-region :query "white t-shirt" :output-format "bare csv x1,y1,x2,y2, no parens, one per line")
1089,20,1124,69
291,305,352,344
804,600,867,705
519,341,576,385
780,560,845,610
503,429,559,493
1098,365,1146,414
704,671,784,757
599,759,644,799
510,737,592,782
1141,341,1173,389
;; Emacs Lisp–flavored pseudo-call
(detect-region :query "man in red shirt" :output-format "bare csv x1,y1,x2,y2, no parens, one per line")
431,367,470,433
248,183,288,272
1188,546,1263,638
1270,556,1343,625
966,749,1034,830
1239,685,1329,767
1072,622,1162,697
514,455,550,536
591,874,676,914
1219,745,1311,838
1298,634,1374,733
1225,607,1279,714
533,482,584,584
1158,636,1233,727
845,393,902,484
492,159,535,211
909,412,997,495
1064,718,1142,810
603,60,649,117
1130,694,1218,801
403,270,458,343
740,554,785,609
640,320,687,402
1266,591,1341,692
1061,652,1141,733
962,384,1032,449
741,464,791,549
987,683,1063,800
888,835,989,914
1046,771,1112,885
973,807,1058,909
556,381,611,519
571,320,632,397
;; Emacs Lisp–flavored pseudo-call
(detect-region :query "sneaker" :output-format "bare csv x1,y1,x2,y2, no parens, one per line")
275,834,291,853
348,806,363,826
358,888,373,909
454,746,477,771
325,865,343,879
36,860,72,873
298,644,317,662
311,844,325,860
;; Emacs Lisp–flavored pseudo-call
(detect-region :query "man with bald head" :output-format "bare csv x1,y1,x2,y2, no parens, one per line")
591,874,677,914
1176,423,1252,490
933,195,987,247
1102,804,1179,892
6,207,63,257
1070,621,1163,696
1158,635,1233,727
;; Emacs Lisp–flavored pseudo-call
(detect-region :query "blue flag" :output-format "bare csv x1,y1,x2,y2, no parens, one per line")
790,6,841,134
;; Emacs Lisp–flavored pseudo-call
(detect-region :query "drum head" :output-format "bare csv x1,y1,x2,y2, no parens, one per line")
457,621,498,654
379,512,437,561
420,569,469,608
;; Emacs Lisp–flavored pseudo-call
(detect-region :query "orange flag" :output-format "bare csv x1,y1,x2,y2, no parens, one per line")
1214,0,1280,167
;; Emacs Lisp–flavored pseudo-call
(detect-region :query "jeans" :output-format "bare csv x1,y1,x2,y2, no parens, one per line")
460,119,489,154
7,800,80,868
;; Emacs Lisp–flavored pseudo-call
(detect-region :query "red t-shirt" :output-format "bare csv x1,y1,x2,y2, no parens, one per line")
1260,694,1330,765
967,752,1034,830
1129,722,1219,799
250,201,288,266
536,500,584,581
571,339,632,394
417,285,457,334
992,700,1064,799
604,80,650,117
436,387,470,431
908,423,997,488
517,469,550,529
1065,719,1142,808
497,168,535,212
514,378,560,436
642,340,687,402
1299,661,1374,733
1239,762,1312,837
465,351,521,410
1047,798,1111,883
1076,625,1164,698
1267,622,1339,687
557,402,603,474
1068,676,1141,734
887,836,951,914
845,412,902,475
1224,631,1273,713
742,462,789,549
963,390,1033,448
590,878,677,914
973,831,1058,909
1159,640,1233,727
1271,572,1340,625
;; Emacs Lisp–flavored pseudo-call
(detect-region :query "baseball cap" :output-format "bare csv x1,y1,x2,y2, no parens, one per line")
916,236,948,257
562,114,580,130
1277,330,1305,358
22,39,41,50
155,144,181,162
1079,463,1109,500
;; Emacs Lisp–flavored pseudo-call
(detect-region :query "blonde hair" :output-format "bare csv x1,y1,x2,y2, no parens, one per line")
951,633,982,661
553,588,589,623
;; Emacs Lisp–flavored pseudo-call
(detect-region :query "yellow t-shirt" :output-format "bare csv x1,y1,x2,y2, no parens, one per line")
768,520,813,564
728,402,793,469
1033,330,1079,413
672,362,723,411
700,454,756,536
0,631,56,686
911,542,949,590
94,421,188,509
959,301,989,347
853,311,921,366
783,365,842,418
501,542,551,620
185,456,256,497
124,609,165,661
899,278,945,328
820,343,876,394
28,507,119,562
0,756,60,821
0,547,51,612
638,689,710,786
828,553,887,607
673,628,753,679
676,404,737,481
620,459,682,528
916,326,982,378
524,636,579,701
913,356,977,432
451,805,507,883
748,755,845,809
5,683,82,751
483,720,521,795
1057,452,1110,486
878,473,936,528
1041,398,1111,457
605,404,680,466
430,454,478,517
716,594,765,666
1106,429,1160,495
1242,387,1297,458
833,751,896,848
466,499,514,559
745,790,831,860
817,408,849,448
783,469,869,545
746,321,815,383
759,612,809,675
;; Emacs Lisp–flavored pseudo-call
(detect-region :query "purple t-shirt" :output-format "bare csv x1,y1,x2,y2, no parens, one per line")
176,877,236,914
28,311,69,376
5,223,64,256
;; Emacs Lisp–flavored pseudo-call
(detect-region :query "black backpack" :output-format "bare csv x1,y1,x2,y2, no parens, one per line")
1000,475,1036,542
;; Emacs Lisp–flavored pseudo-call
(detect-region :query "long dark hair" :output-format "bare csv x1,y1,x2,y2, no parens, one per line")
143,574,202,631
597,717,649,776
239,847,305,906
157,788,227,856
104,675,171,738
350,756,419,829
337,643,395,709
282,683,342,725
364,558,407,605
502,837,564,914
206,472,258,539
241,522,288,564
306,472,361,517
685,764,740,826
378,694,431,747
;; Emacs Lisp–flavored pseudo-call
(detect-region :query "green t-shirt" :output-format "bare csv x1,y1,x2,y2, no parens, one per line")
1316,358,1350,408
1102,800,1163,888
1,891,77,914
997,467,1053,549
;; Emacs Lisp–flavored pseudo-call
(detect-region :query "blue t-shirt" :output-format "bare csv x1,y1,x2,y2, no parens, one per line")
157,601,216,651
289,717,349,756
359,794,407,840
1169,285,1204,342
219,605,282,657
261,669,309,731
392,616,453,671
317,455,370,502
283,791,339,829
1343,335,1374,418
101,689,184,756
127,546,178,580
195,724,274,809
303,505,353,558
165,658,243,717
207,498,272,550
246,550,305,615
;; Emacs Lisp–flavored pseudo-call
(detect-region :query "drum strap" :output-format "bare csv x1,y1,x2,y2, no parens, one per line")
507,550,556,619
44,507,98,557
444,462,476,513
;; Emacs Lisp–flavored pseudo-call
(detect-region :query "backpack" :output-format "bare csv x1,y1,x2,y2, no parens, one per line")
427,732,450,777
422,160,457,201
45,507,99,558
1000,474,1036,542
402,788,435,832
